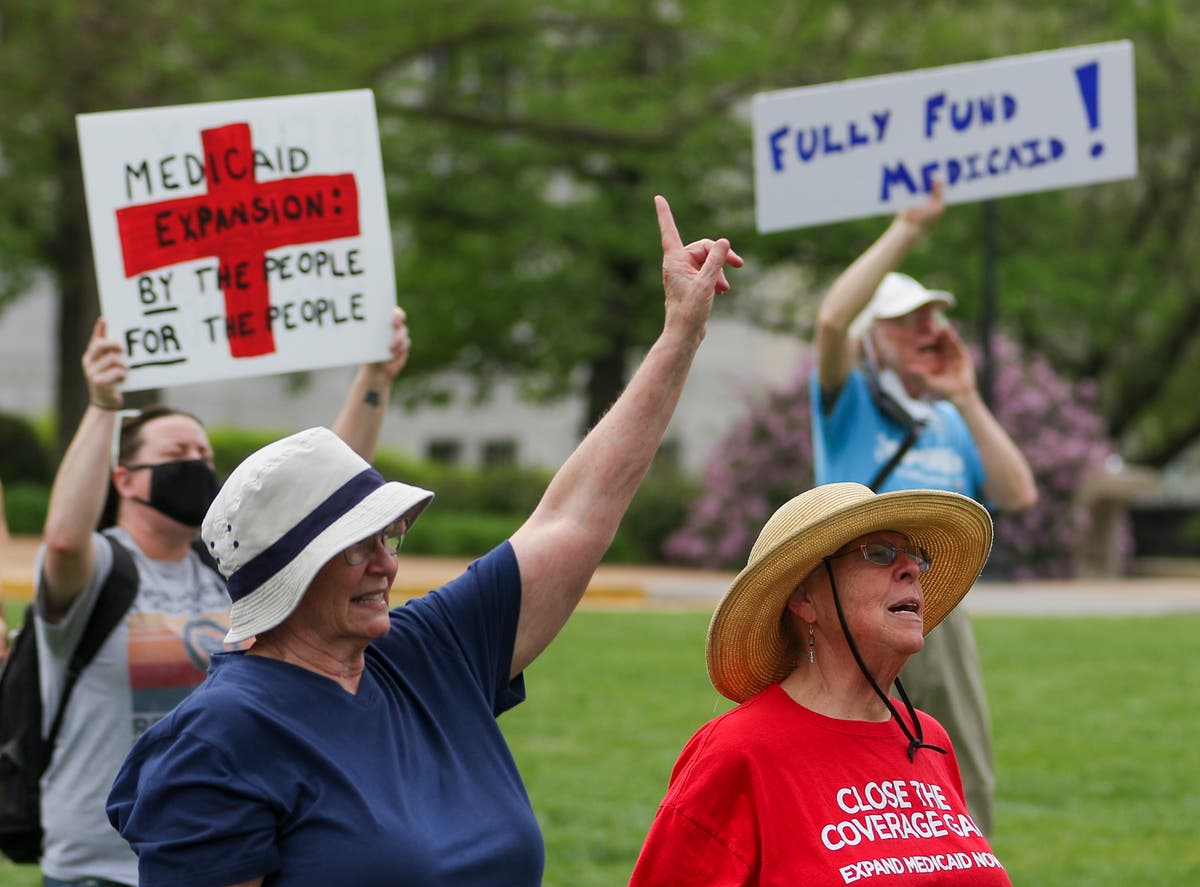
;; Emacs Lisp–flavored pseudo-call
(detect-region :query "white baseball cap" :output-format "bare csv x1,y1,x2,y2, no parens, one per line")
849,272,956,340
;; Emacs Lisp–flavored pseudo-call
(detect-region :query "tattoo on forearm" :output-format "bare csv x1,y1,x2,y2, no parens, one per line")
364,390,381,407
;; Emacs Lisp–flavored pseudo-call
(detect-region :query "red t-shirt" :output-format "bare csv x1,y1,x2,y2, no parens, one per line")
630,684,1012,886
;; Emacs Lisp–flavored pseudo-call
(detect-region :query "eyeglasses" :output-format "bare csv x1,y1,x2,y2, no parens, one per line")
829,541,932,573
342,520,408,566
883,306,948,332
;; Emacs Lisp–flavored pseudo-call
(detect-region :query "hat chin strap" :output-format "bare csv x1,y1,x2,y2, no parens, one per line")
822,559,948,762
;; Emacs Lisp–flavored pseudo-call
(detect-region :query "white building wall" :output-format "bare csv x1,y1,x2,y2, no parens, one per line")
0,278,58,415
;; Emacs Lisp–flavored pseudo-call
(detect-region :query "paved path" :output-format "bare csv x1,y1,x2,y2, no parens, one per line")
4,536,1199,616
582,562,1200,616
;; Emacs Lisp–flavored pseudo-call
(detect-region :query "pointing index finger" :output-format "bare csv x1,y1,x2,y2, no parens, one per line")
654,195,683,253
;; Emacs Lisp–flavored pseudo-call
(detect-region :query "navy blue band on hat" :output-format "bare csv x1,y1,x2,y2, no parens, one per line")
226,467,386,602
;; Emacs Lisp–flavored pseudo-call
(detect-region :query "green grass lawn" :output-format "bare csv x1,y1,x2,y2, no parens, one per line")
3,611,1197,886
500,611,1200,887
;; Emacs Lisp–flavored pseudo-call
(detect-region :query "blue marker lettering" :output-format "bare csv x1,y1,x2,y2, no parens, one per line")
873,110,891,142
919,161,940,193
924,92,945,139
768,126,789,172
796,129,819,162
848,120,870,148
951,101,973,132
978,95,995,125
772,112,895,171
925,92,1018,139
880,161,919,201
822,124,844,154
1023,138,1046,167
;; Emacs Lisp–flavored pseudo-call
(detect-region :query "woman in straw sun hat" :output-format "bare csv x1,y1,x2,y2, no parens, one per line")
105,195,743,887
630,482,1013,886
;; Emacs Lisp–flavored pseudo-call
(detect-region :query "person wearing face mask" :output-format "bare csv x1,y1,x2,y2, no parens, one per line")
807,181,1037,836
32,308,411,887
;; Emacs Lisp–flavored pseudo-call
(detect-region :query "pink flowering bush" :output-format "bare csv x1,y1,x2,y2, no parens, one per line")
663,361,816,570
665,336,1121,578
985,336,1123,578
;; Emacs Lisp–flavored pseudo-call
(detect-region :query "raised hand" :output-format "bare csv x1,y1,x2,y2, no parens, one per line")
373,307,411,380
899,179,946,233
655,195,744,335
83,317,128,410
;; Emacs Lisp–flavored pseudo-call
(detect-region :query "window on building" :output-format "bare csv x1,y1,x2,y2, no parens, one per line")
481,438,518,467
427,438,462,465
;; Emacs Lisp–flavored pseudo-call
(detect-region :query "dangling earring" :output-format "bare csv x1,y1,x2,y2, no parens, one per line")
808,623,816,664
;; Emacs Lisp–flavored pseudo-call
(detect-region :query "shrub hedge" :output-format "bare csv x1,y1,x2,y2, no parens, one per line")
0,416,696,564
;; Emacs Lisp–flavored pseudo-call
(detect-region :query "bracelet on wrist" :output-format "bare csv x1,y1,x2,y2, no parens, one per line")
90,401,124,411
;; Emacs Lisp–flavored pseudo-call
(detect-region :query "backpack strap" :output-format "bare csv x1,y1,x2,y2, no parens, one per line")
40,535,139,771
867,424,922,492
861,357,927,492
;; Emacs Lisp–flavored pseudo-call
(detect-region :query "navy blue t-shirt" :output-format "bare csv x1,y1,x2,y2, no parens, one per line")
107,543,544,887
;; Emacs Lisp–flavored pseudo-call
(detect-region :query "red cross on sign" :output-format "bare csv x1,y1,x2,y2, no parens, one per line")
116,122,360,358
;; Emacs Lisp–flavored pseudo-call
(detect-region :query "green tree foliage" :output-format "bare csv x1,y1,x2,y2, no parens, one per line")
1,1,1198,466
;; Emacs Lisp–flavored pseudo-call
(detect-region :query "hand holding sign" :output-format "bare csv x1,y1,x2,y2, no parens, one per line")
83,318,129,411
898,179,946,234
375,307,412,380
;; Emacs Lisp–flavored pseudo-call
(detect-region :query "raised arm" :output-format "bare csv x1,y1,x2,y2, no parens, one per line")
923,324,1038,512
41,318,127,616
814,183,945,396
331,307,410,462
507,196,743,676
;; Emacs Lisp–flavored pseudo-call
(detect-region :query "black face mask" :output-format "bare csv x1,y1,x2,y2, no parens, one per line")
128,459,221,528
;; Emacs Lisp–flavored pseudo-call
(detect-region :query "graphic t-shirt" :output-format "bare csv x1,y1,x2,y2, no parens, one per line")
630,685,1012,886
809,368,985,497
35,527,232,885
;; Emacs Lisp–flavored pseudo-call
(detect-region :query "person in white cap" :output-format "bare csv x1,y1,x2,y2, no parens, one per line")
631,483,1012,886
31,308,411,887
106,195,743,887
807,182,1037,836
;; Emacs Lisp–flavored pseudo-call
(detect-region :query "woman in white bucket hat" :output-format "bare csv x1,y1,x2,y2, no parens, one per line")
30,309,409,886
631,483,1013,886
106,196,743,887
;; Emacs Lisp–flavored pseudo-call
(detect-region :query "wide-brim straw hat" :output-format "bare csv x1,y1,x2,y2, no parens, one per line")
201,427,434,644
706,482,992,703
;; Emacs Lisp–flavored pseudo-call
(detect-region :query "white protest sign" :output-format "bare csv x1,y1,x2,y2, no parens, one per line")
78,89,394,391
753,41,1137,232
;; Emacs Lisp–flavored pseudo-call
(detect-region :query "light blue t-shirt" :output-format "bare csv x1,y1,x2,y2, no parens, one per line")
810,368,986,497
107,542,544,887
